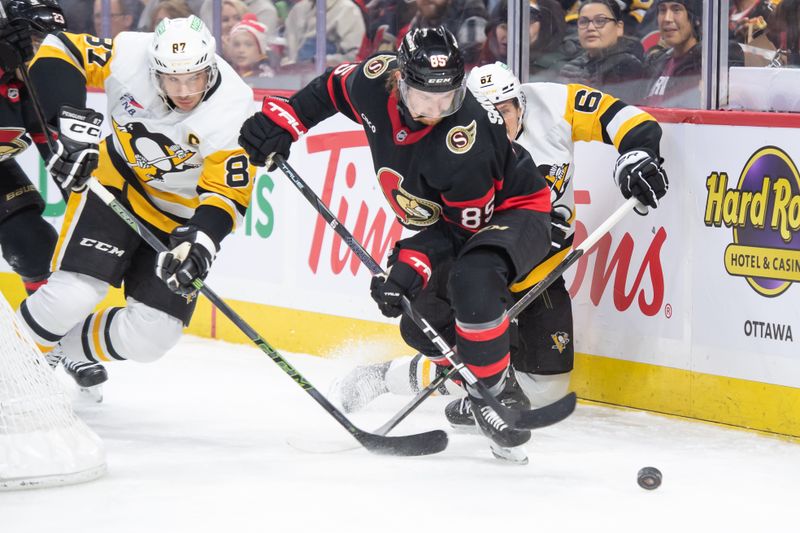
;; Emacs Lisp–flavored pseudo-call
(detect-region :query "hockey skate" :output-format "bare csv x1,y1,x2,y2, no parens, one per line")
62,358,108,403
444,396,478,434
329,361,391,413
469,373,531,465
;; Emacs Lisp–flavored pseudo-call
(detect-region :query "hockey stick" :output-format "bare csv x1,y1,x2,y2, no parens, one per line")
275,155,577,431
18,71,447,457
84,179,448,457
373,195,640,435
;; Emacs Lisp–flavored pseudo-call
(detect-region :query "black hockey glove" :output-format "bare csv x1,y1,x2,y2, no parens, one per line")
369,248,431,318
238,96,307,170
155,226,219,296
0,20,34,74
47,106,104,192
613,149,669,215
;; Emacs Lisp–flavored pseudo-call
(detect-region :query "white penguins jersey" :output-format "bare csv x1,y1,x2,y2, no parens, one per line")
32,31,255,234
509,82,661,292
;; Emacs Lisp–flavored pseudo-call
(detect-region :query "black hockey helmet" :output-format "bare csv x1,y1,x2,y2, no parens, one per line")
3,0,67,36
398,26,465,92
396,26,466,118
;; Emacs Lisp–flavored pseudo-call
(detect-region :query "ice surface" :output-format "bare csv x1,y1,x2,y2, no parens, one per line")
4,335,799,532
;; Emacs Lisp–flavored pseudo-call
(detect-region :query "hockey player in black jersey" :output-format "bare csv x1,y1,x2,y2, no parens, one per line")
0,0,103,388
240,27,553,463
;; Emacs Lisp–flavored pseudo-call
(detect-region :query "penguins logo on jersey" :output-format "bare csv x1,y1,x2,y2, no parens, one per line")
543,162,573,222
446,121,476,155
377,167,441,227
113,119,199,182
363,54,394,79
551,331,570,353
0,128,30,162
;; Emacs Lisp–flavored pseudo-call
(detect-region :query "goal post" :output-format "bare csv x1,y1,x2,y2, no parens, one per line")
0,293,106,490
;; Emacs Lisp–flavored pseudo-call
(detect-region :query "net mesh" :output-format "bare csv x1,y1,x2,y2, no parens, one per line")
0,293,106,490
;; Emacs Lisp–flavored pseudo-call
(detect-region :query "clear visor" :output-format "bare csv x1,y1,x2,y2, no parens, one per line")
154,68,212,99
398,78,466,119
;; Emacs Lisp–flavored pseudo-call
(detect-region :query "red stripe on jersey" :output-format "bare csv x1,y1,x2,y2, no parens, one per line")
456,315,509,342
495,186,551,213
440,186,494,209
31,132,55,144
326,63,362,124
397,248,432,286
387,92,434,145
466,352,510,379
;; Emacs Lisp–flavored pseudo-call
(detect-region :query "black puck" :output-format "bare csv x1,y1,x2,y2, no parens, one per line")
637,466,662,490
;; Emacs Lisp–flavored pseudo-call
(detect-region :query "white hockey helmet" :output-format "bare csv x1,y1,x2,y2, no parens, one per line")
467,62,525,112
149,16,218,107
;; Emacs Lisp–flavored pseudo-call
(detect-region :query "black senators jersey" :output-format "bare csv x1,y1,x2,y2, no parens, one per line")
0,79,50,163
289,53,550,238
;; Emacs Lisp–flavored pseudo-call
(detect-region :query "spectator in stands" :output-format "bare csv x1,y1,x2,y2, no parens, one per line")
410,0,488,64
61,0,94,33
476,0,507,65
146,0,193,31
562,0,580,39
356,0,417,61
93,0,143,38
619,0,653,35
229,13,275,78
559,0,646,102
529,0,576,81
766,0,800,66
136,0,202,31
200,0,280,42
282,0,366,66
730,0,775,44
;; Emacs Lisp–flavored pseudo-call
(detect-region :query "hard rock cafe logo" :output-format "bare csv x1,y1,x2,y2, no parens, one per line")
0,128,30,162
704,145,800,297
445,120,476,154
363,54,394,79
376,167,441,227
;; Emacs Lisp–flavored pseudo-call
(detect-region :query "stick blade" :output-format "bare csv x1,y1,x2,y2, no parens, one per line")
355,429,449,456
515,392,577,430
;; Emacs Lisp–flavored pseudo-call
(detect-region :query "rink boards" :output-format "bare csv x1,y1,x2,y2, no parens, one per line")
1,92,798,438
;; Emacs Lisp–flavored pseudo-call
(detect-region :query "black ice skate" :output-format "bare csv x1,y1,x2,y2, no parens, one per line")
444,396,477,433
63,359,108,388
329,361,390,413
469,372,531,465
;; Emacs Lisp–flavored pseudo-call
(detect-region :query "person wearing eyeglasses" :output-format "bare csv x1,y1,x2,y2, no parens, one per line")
92,0,142,38
559,0,646,103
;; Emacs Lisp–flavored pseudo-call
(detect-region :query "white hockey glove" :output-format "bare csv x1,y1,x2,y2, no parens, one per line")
613,149,669,216
156,226,219,296
47,106,104,192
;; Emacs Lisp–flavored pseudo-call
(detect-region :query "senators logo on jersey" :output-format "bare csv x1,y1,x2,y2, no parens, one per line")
0,128,30,162
446,120,477,154
377,167,441,227
113,119,199,182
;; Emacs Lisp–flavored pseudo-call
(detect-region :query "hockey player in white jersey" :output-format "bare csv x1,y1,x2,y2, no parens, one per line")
17,16,254,393
331,62,669,427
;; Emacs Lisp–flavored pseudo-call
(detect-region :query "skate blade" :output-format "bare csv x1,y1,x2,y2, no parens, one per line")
489,442,528,465
78,385,103,403
449,422,479,435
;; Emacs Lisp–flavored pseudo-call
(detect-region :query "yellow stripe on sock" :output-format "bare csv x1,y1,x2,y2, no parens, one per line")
91,310,111,362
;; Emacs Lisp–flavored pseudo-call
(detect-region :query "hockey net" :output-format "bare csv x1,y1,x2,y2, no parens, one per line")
0,293,106,490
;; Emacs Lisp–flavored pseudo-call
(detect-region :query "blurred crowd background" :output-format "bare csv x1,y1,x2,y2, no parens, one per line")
80,0,799,111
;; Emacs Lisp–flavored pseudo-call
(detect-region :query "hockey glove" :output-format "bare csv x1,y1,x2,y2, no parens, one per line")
369,249,432,318
613,149,668,215
155,226,219,296
238,96,307,170
0,20,33,74
47,106,104,192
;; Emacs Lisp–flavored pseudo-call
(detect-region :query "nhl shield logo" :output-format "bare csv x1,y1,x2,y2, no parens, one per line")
396,129,408,143
446,120,476,154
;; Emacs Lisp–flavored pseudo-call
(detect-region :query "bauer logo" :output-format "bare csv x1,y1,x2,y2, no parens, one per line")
704,146,800,297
